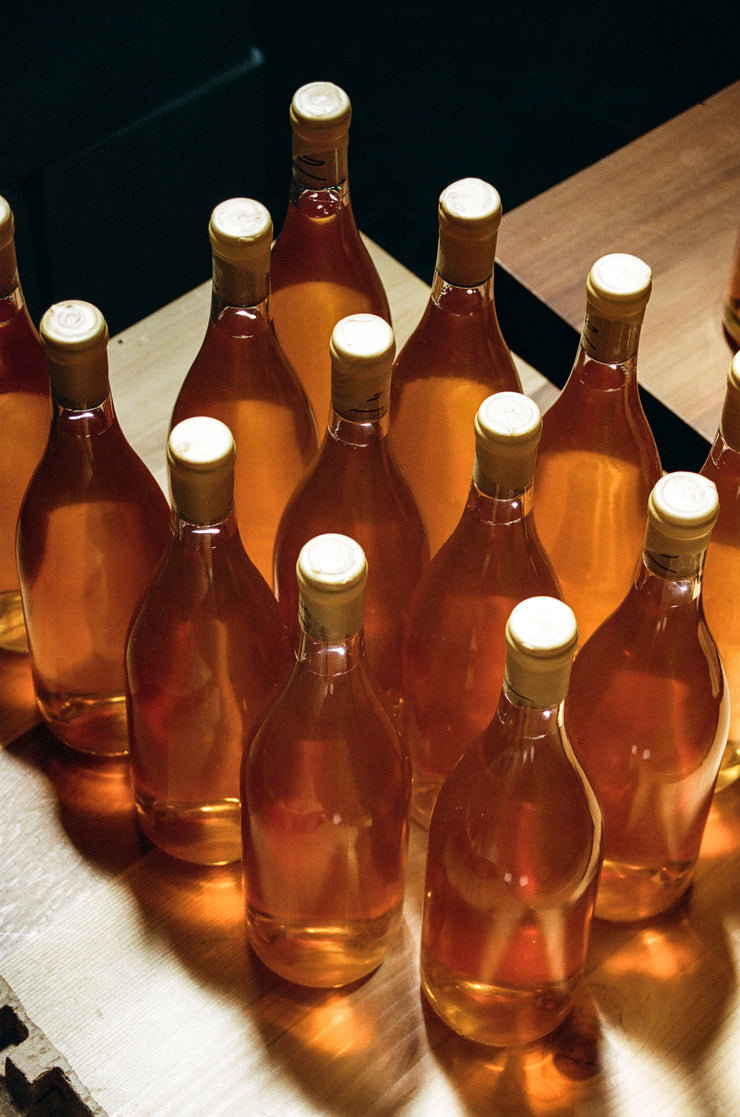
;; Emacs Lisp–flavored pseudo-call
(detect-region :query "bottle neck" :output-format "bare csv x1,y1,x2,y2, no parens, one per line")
641,546,706,591
172,506,239,547
497,682,564,731
467,481,533,526
211,257,269,312
0,276,22,324
53,392,116,435
295,626,365,678
327,409,389,447
429,269,494,313
291,142,349,192
580,309,643,367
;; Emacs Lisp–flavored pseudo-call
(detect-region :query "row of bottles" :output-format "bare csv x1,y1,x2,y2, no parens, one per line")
1,72,740,1049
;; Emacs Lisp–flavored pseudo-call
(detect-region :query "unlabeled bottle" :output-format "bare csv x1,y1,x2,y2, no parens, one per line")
273,313,429,715
16,300,170,755
402,391,561,828
390,178,522,555
699,352,740,791
126,416,290,865
242,532,410,987
566,472,729,922
170,197,319,586
421,595,602,1047
534,253,662,646
269,81,391,426
0,196,51,653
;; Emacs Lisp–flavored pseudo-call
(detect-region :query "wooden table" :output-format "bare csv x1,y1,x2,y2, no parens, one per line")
3,85,740,1115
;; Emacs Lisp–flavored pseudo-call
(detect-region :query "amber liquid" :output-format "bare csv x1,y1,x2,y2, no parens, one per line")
420,692,602,1046
566,560,729,922
17,398,170,755
0,293,51,652
701,434,740,789
724,233,740,347
402,487,561,827
534,352,661,646
127,512,289,864
270,185,391,426
390,279,521,555
241,632,410,987
273,413,429,713
170,303,319,585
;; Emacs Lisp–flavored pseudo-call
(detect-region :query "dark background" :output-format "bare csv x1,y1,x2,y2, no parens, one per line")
3,2,738,339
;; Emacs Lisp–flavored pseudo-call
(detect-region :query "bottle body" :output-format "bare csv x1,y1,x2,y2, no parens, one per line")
391,276,521,555
534,255,661,646
402,485,561,827
170,303,319,584
17,397,169,754
273,414,428,713
126,511,289,865
242,534,410,987
566,551,729,921
270,180,391,427
0,264,52,654
421,681,602,1046
534,348,661,645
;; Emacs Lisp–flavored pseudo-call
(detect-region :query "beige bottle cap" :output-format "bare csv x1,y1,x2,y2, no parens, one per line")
330,313,395,420
473,391,542,492
290,81,351,153
209,197,272,264
297,533,367,641
39,300,110,409
505,596,578,707
168,416,236,524
0,196,18,295
719,351,740,450
585,253,652,322
437,178,502,287
645,471,718,556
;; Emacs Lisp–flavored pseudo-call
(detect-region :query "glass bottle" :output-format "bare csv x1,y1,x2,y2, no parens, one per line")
273,313,429,716
242,532,410,987
0,196,51,653
420,595,602,1047
170,197,319,586
402,391,562,828
126,416,290,865
390,178,522,555
699,352,740,791
16,300,170,755
534,253,662,646
269,81,392,427
565,472,729,922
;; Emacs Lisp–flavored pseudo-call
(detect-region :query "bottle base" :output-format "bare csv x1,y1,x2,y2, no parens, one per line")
420,947,576,1047
135,794,242,865
714,737,740,793
0,590,29,654
36,689,129,756
245,903,403,988
594,856,695,923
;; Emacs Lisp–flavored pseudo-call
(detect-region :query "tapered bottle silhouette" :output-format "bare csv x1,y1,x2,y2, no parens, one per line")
566,472,729,922
534,253,662,645
391,177,521,555
421,595,602,1046
273,312,429,715
170,197,319,585
0,195,51,653
126,416,290,865
401,391,561,827
17,300,170,754
242,532,410,987
270,81,391,426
